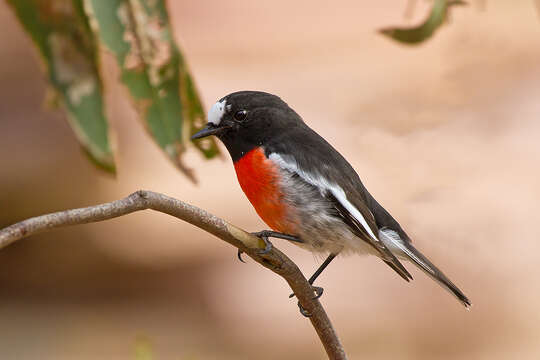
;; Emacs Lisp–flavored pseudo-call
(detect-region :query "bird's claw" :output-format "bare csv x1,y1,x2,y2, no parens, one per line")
312,286,324,299
237,232,273,263
298,302,312,317
251,231,273,254
289,286,324,317
289,286,324,300
237,249,246,263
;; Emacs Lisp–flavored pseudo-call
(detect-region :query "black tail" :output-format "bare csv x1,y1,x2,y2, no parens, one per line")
400,242,471,308
383,259,413,282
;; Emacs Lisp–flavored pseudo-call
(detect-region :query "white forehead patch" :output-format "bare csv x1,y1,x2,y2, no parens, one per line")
208,99,227,125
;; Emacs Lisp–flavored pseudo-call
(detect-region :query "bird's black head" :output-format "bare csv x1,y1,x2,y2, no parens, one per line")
191,91,304,161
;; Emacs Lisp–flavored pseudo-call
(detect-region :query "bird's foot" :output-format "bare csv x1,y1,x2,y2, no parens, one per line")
289,286,324,317
252,231,274,254
298,302,312,317
236,231,277,263
236,230,302,263
237,249,246,263
252,230,303,244
289,286,324,300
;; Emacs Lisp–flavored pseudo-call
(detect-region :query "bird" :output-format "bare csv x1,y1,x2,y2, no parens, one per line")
192,90,471,312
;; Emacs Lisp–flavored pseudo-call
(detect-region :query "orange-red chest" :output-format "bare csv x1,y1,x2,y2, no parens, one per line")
233,148,296,234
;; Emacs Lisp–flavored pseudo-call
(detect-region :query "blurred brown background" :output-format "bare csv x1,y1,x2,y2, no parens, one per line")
1,1,540,359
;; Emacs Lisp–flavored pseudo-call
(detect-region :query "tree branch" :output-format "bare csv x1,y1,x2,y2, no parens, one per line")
0,190,347,360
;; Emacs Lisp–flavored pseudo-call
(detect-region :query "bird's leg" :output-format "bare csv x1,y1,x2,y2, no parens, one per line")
307,253,337,287
252,230,303,244
291,253,338,317
237,230,303,262
290,253,337,299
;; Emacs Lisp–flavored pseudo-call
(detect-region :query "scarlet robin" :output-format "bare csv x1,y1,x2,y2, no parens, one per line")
192,91,470,313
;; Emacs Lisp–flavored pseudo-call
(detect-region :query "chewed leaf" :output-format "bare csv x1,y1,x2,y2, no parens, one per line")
379,0,467,45
7,0,115,173
84,0,219,182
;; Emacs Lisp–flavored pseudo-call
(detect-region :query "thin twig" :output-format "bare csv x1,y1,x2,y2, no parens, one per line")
0,190,347,360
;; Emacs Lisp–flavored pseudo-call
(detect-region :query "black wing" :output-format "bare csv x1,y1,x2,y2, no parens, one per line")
326,192,412,282
267,123,412,281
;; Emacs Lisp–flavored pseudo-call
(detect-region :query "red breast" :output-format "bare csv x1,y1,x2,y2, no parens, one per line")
233,147,298,234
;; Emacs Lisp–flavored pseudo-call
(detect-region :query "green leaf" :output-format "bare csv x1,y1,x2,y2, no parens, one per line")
379,0,467,45
84,0,219,181
6,0,115,173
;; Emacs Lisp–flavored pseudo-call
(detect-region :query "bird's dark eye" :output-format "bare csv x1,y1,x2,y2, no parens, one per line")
233,110,248,121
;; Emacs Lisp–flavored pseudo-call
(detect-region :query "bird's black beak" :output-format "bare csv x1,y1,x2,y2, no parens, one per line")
191,123,227,140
